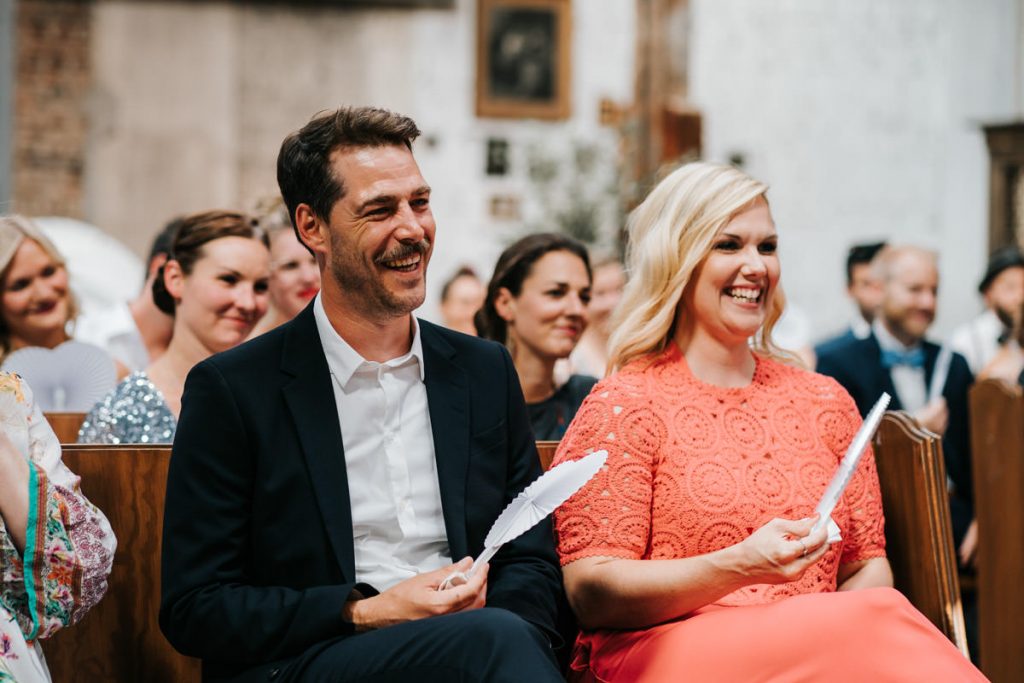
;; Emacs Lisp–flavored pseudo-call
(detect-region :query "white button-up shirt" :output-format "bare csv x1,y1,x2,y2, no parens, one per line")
313,294,451,592
874,320,927,412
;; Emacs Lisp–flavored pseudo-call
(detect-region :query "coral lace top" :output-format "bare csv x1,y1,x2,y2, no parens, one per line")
551,345,987,682
554,343,886,600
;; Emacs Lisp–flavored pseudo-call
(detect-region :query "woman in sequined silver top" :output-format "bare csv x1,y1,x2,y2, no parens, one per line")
78,211,270,444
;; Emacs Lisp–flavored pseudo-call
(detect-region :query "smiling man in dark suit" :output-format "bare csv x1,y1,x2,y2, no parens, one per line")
159,107,563,682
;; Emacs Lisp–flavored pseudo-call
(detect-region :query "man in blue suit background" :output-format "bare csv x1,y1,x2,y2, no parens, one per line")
816,246,974,555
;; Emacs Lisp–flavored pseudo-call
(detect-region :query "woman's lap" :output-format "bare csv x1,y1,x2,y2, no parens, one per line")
573,588,985,682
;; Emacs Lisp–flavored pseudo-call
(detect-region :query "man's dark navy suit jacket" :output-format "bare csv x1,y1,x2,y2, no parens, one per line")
159,304,562,681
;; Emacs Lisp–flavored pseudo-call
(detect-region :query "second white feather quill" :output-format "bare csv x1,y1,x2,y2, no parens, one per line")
438,449,608,590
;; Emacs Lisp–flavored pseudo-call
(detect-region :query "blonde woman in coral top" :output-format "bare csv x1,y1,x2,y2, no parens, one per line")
550,162,984,682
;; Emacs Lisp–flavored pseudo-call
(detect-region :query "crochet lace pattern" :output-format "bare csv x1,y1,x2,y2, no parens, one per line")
553,343,886,606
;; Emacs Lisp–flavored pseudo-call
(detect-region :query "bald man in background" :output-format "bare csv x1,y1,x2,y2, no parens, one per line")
816,246,974,553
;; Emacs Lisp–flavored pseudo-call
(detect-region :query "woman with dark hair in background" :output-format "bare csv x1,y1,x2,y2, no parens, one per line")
78,211,270,444
477,233,595,440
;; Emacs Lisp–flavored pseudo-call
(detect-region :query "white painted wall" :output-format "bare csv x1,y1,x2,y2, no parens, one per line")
690,0,1021,341
87,2,242,250
85,0,635,321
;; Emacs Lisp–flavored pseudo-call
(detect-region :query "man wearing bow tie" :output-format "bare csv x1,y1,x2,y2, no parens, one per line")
817,246,974,551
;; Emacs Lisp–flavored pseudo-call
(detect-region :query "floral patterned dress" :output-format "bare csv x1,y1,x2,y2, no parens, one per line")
0,372,116,682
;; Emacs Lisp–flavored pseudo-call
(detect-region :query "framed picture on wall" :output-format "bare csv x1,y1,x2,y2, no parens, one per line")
476,0,571,120
259,1,455,6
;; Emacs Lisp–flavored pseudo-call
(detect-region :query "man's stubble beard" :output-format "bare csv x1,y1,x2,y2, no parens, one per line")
883,309,932,346
328,239,427,322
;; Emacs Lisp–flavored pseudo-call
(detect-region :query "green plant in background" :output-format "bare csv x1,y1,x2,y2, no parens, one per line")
524,136,623,249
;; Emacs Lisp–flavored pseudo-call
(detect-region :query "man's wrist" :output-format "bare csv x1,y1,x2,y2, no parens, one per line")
342,598,364,630
342,588,376,632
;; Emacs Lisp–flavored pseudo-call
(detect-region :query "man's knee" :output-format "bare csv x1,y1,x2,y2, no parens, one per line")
460,608,545,645
456,608,556,669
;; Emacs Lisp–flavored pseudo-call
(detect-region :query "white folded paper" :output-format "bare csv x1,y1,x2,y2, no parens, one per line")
811,392,891,539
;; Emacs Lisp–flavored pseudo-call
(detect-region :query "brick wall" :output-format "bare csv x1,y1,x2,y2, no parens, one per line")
13,0,91,218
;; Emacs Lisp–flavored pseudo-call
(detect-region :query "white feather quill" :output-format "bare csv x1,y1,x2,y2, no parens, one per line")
810,392,890,538
438,449,608,590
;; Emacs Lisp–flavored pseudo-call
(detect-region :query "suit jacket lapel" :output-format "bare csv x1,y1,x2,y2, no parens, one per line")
420,321,470,560
280,306,357,580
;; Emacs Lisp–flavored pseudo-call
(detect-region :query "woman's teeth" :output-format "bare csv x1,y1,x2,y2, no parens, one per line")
726,288,760,303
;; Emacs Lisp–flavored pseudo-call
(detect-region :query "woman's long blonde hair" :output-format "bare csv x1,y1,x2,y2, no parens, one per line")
607,162,789,373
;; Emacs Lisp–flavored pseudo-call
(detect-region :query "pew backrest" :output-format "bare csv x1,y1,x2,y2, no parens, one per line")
871,411,969,657
42,445,201,682
536,440,559,472
43,411,86,443
968,379,1024,682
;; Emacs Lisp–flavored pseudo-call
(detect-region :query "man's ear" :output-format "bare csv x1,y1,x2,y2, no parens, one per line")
493,287,516,322
294,204,328,255
163,259,186,302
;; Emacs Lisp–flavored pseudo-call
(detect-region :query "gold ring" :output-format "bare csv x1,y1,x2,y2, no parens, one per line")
799,539,808,558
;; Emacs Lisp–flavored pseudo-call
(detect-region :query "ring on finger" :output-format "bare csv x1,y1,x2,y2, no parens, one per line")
799,539,808,558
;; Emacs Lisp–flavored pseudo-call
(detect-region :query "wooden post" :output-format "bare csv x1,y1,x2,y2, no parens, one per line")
969,379,1024,682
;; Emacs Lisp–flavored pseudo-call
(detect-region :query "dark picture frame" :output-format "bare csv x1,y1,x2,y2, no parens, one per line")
476,0,571,120
257,1,454,6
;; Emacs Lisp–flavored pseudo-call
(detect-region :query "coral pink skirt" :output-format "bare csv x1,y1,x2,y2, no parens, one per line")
569,588,986,682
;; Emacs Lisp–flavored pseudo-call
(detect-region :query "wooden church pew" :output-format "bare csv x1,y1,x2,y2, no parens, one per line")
968,379,1024,682
536,440,559,472
43,411,87,443
39,428,971,680
871,411,970,656
42,444,201,682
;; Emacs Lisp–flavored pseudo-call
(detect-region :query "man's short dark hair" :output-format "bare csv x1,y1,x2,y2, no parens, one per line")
846,241,887,286
276,107,422,231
